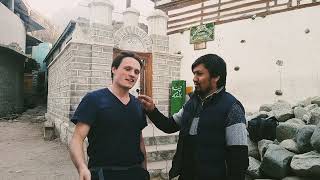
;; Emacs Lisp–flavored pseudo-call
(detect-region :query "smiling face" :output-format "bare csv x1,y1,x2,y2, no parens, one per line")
192,63,219,97
112,57,141,90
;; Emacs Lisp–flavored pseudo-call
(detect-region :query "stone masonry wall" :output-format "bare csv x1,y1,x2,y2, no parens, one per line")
46,22,114,144
0,53,24,116
46,43,76,140
151,34,182,116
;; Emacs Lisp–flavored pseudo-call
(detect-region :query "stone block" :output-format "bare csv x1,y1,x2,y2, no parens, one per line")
43,120,55,141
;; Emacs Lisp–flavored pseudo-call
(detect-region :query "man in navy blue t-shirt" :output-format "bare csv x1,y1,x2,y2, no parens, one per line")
69,52,149,180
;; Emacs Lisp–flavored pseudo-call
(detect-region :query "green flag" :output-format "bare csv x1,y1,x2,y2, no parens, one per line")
170,80,186,115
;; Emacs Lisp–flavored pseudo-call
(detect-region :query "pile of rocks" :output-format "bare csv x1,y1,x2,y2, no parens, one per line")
0,106,46,123
246,97,320,179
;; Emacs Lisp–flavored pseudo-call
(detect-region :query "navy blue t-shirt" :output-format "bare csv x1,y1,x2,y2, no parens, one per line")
71,88,147,168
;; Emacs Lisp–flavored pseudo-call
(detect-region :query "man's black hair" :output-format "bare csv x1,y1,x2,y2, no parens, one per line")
191,54,227,88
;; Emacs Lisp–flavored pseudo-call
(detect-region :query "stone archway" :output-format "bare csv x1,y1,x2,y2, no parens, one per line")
113,26,152,53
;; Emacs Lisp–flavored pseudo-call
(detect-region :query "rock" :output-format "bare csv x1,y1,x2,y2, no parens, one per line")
260,144,295,179
247,157,262,179
294,107,312,123
310,107,320,125
295,125,316,153
286,118,306,125
248,136,260,160
311,125,320,152
271,101,294,122
272,101,292,111
304,104,318,111
296,97,316,107
282,176,315,180
8,120,13,123
246,111,270,122
279,139,299,153
311,96,320,106
290,151,320,177
44,121,55,141
274,109,295,122
258,139,274,160
276,123,304,142
259,104,273,112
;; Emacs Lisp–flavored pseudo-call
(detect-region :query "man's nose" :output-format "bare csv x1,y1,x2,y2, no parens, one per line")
129,70,136,77
193,75,197,82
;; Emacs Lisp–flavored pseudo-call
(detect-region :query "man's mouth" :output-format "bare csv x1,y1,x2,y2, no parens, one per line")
126,79,134,83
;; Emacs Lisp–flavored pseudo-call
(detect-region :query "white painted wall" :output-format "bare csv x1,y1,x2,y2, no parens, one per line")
0,3,26,52
170,6,320,112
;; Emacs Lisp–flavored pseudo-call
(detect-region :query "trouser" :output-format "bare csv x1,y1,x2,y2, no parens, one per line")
90,166,150,180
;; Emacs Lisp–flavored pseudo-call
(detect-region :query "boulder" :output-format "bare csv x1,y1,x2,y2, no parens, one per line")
247,157,262,179
294,107,312,124
310,107,320,125
272,101,294,122
311,96,320,106
258,139,274,160
290,151,320,177
279,139,299,153
286,118,306,125
304,104,318,111
260,144,295,179
248,136,260,160
276,123,304,142
295,125,316,153
282,176,315,180
259,104,273,112
310,125,320,152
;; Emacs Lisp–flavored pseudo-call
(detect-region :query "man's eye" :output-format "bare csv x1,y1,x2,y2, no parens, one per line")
135,70,140,75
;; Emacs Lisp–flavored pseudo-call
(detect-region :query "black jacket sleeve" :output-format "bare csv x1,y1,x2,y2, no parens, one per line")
225,145,249,180
146,107,180,134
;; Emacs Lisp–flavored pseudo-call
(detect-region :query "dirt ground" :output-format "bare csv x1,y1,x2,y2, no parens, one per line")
0,106,78,180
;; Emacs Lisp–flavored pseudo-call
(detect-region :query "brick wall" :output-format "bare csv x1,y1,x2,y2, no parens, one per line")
46,21,183,143
151,34,182,116
0,52,24,116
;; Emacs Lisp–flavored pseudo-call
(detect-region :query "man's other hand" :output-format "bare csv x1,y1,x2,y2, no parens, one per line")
79,166,91,180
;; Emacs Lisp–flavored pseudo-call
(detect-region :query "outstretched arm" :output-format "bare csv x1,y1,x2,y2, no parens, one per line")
69,122,91,180
138,95,180,133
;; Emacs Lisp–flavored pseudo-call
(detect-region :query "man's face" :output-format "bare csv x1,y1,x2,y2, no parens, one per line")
192,64,219,96
112,57,141,90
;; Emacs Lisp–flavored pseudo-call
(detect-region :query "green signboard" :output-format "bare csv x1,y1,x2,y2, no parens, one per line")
170,80,186,115
190,22,215,44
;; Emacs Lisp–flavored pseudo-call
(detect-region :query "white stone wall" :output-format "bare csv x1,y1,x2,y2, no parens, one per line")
151,34,182,116
46,22,115,143
152,52,182,116
0,3,26,52
47,18,183,141
170,6,320,112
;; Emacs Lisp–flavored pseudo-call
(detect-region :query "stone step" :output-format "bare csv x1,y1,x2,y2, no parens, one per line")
148,160,172,180
146,144,176,162
142,123,179,146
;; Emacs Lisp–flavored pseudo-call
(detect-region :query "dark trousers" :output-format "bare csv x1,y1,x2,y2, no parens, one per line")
90,167,149,180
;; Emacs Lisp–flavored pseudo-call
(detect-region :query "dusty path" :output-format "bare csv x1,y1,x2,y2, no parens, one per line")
0,107,78,180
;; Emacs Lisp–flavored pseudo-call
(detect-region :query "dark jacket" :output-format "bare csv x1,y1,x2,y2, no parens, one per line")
146,89,249,180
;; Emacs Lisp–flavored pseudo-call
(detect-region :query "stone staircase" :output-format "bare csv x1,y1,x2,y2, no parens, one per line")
142,123,179,180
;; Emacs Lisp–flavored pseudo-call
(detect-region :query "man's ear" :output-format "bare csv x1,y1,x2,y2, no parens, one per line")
211,76,220,85
111,67,117,75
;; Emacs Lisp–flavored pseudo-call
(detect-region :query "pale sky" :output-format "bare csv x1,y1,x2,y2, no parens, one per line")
26,0,155,28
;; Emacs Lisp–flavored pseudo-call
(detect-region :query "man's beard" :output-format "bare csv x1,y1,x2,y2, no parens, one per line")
194,86,212,98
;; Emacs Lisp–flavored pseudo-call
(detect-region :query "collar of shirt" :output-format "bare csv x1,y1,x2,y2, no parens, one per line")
198,86,225,103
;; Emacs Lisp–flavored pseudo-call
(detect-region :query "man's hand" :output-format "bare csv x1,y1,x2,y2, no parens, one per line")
138,95,155,112
78,166,91,180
